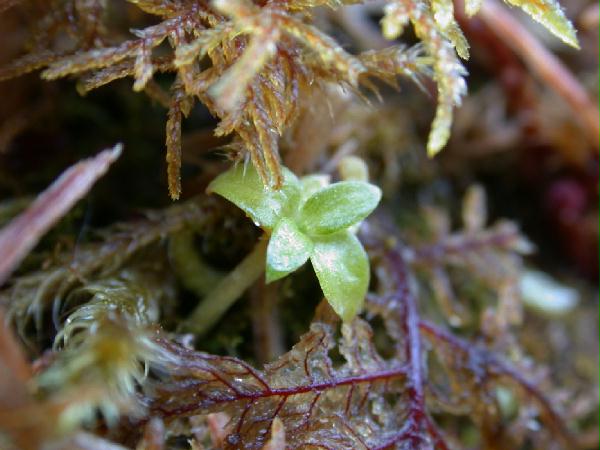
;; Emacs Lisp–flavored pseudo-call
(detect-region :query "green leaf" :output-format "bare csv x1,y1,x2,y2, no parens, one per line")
504,0,578,48
298,181,381,235
310,231,369,321
266,218,313,283
207,163,300,230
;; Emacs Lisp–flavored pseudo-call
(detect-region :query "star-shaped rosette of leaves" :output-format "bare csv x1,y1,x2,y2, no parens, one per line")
208,164,381,321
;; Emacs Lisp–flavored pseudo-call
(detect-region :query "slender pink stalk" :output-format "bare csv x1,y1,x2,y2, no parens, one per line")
0,144,121,285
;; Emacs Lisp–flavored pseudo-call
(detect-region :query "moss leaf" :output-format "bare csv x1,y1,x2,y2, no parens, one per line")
504,0,578,48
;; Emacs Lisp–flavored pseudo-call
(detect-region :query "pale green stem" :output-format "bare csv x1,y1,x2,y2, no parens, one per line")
181,238,268,335
169,230,224,297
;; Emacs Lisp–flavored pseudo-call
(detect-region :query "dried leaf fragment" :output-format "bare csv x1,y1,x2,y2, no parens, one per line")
145,306,414,449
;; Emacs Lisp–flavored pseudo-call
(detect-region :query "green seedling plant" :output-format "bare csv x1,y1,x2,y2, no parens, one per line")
184,163,381,334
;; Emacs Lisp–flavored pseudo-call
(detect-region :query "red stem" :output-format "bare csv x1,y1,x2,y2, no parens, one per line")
150,363,407,419
380,242,451,450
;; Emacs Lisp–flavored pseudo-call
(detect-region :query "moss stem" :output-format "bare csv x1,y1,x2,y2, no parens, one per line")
182,238,268,335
